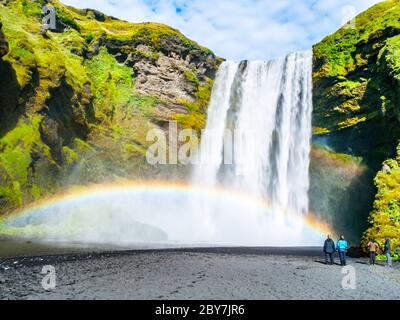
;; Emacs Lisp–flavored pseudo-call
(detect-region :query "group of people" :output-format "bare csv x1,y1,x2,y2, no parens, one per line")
323,235,393,267
366,237,393,267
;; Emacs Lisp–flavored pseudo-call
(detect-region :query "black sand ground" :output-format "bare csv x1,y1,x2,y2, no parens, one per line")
1,246,399,300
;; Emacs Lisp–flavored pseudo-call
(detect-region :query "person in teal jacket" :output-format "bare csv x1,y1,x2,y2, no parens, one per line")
337,235,348,266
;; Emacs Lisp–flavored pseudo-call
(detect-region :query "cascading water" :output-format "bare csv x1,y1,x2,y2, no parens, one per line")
1,51,328,247
194,51,313,222
185,51,320,245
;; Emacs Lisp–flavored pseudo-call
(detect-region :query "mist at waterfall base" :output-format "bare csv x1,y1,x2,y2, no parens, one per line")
1,51,331,248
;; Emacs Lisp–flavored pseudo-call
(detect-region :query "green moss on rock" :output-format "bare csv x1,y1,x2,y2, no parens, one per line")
174,79,213,132
313,0,400,140
0,115,54,208
362,143,400,256
0,0,219,214
312,0,400,247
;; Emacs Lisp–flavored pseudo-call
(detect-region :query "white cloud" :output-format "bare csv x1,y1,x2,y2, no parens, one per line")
60,0,382,60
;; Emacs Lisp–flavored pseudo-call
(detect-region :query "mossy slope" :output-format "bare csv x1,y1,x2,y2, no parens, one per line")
0,0,219,213
361,145,400,258
312,0,400,252
313,0,400,161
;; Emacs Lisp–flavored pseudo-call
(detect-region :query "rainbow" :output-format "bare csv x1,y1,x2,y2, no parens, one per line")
0,180,335,245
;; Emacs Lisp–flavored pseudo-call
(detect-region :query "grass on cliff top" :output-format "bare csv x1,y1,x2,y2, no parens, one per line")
50,0,214,55
0,0,90,95
1,0,159,122
0,0,217,214
1,0,216,83
0,0,163,211
312,0,400,135
313,0,400,78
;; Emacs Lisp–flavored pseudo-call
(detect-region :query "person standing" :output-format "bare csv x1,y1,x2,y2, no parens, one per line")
323,235,336,265
337,235,348,266
367,239,379,265
384,237,393,268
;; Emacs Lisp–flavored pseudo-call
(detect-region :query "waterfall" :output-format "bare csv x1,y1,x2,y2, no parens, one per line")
2,51,324,247
194,51,313,221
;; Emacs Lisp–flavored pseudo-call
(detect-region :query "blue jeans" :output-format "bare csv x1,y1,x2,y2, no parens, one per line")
369,252,376,265
386,253,393,267
338,250,346,266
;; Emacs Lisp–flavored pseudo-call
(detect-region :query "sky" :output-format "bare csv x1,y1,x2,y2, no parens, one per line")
60,0,382,61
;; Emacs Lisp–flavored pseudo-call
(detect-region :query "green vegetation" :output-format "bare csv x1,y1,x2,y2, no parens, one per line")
0,115,53,207
174,79,213,132
362,143,400,258
184,70,200,87
313,0,400,252
384,34,400,81
0,0,218,214
86,47,157,119
312,143,363,165
62,146,78,166
313,0,400,134
314,0,400,78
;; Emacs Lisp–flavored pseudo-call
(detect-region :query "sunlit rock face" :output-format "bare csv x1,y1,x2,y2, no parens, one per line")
311,1,400,244
0,0,220,214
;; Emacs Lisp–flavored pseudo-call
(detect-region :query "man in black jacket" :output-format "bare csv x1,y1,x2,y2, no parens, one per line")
323,235,336,265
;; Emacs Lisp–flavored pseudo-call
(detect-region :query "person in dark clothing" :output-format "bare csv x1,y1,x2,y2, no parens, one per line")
323,235,335,265
384,237,393,268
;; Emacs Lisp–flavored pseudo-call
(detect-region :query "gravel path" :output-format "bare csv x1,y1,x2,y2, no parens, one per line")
1,248,399,300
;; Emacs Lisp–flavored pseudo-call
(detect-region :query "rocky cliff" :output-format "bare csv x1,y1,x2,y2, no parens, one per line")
0,21,8,58
311,0,400,249
0,0,220,213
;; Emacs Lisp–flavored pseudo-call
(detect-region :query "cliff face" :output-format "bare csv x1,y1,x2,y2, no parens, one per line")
313,0,400,160
363,146,400,254
0,0,220,213
311,0,400,247
0,22,8,58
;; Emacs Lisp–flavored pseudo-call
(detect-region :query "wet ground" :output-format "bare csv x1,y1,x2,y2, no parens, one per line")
1,245,399,300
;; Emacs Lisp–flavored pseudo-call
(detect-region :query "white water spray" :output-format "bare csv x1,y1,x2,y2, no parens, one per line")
2,52,322,247
193,51,314,243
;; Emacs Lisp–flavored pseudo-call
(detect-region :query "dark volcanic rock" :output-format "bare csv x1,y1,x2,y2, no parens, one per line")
0,21,8,58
